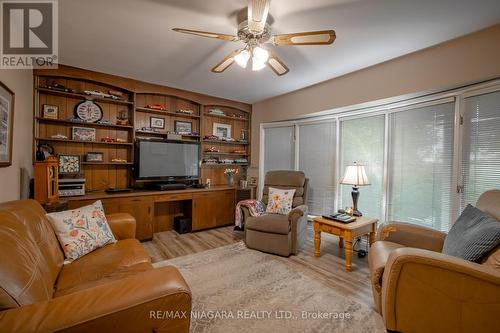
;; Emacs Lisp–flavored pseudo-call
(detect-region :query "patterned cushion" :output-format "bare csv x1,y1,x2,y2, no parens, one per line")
266,187,296,215
46,201,116,262
443,204,500,262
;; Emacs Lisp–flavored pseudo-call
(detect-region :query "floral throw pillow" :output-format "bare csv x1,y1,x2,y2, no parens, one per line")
266,187,296,215
46,200,116,262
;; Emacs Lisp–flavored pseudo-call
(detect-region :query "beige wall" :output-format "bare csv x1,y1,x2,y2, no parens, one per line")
0,70,33,202
251,24,500,176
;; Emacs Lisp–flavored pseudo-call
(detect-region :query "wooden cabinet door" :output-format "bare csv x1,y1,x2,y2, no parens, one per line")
100,199,121,215
119,197,153,241
192,192,216,231
216,190,235,227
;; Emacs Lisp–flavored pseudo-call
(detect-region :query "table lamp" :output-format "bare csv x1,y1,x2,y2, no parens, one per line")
340,162,370,216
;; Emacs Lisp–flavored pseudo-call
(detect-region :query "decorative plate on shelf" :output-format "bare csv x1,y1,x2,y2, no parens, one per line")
75,100,103,123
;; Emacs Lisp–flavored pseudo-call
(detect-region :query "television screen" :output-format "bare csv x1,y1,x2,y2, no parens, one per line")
137,141,200,179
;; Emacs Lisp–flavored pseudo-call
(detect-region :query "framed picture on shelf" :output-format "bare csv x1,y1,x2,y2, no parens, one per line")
72,126,96,142
213,123,231,139
174,120,192,134
58,154,81,175
150,116,165,129
42,104,58,119
0,81,14,167
85,152,104,162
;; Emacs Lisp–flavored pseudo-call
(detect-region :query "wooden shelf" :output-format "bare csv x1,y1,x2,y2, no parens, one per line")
202,139,249,146
203,113,248,122
36,117,133,130
82,162,133,165
35,137,133,146
202,163,249,167
135,130,200,138
36,87,134,105
136,107,200,119
203,152,248,156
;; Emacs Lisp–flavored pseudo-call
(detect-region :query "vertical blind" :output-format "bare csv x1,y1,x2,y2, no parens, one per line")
388,101,455,231
298,121,336,215
263,126,295,175
340,115,385,220
461,90,500,209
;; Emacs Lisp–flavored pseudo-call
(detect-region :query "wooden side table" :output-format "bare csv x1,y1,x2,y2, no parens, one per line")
313,216,378,272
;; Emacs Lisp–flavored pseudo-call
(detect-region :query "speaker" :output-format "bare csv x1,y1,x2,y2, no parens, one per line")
174,216,192,234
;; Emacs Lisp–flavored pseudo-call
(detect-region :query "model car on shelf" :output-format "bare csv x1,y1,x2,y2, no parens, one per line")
141,127,160,133
45,83,74,93
220,159,235,164
84,90,119,100
145,104,167,111
108,90,124,98
50,133,68,139
237,139,248,144
232,150,246,154
100,137,115,143
115,138,127,143
205,147,220,152
96,119,113,125
221,137,235,142
208,108,225,116
177,109,194,115
204,135,220,141
235,158,248,164
111,158,128,163
202,158,219,164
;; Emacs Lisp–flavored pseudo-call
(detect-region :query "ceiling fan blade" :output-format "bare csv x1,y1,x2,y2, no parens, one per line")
272,30,336,46
267,52,289,76
247,0,271,34
211,50,240,73
172,28,238,42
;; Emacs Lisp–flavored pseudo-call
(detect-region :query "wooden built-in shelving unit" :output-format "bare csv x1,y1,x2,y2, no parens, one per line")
34,66,251,192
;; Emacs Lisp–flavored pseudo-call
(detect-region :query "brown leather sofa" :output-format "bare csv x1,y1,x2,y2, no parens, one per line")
369,190,500,333
0,200,191,333
243,170,309,256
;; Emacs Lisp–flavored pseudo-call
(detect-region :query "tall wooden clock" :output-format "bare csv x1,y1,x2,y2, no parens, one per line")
34,156,59,204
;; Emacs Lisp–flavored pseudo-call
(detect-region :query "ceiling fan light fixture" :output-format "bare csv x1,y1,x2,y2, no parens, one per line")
252,57,266,71
252,46,269,63
234,49,250,68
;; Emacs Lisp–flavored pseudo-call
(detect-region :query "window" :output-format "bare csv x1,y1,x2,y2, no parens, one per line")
340,115,385,220
263,126,295,174
461,90,500,209
298,121,336,215
388,101,455,231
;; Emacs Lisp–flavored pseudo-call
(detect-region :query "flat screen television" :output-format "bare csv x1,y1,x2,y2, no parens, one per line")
135,140,200,180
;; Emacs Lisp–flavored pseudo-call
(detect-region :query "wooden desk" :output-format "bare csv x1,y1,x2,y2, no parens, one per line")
65,186,236,241
313,216,378,272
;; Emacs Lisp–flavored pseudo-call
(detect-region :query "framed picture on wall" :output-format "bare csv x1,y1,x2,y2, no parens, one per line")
43,104,59,119
174,120,192,134
0,81,15,167
58,154,81,175
213,122,231,139
85,152,104,162
150,116,165,129
72,126,96,142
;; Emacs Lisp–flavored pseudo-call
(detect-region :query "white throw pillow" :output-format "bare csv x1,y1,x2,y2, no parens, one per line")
266,187,296,215
46,200,116,262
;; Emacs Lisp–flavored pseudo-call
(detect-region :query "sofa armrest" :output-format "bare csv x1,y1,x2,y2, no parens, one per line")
289,205,308,254
288,205,307,223
377,222,446,252
107,213,136,240
0,266,191,333
381,247,500,333
239,206,252,225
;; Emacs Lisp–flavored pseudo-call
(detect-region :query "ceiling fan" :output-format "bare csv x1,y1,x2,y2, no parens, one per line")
173,0,336,76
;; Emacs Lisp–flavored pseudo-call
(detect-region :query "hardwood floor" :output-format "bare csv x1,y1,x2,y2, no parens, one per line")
143,222,375,309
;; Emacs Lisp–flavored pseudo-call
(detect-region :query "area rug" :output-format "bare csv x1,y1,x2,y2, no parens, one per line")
154,242,385,333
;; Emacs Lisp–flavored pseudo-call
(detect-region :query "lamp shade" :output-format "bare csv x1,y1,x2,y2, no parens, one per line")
340,164,370,186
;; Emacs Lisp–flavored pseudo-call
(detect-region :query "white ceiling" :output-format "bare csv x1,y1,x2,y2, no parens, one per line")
59,0,500,104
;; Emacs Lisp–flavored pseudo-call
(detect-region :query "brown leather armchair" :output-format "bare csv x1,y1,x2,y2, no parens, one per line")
0,200,191,333
369,191,500,333
243,170,309,256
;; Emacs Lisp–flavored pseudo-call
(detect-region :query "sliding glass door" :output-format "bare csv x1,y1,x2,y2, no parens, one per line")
388,101,455,231
461,90,500,209
262,126,295,175
298,121,336,215
340,115,385,220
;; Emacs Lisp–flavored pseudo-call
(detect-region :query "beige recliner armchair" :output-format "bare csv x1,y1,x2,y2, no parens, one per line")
242,170,309,256
368,190,500,333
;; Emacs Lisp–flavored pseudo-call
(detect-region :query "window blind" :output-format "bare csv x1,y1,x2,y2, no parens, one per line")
263,126,295,175
340,115,385,220
461,90,500,210
388,101,455,231
298,121,336,215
